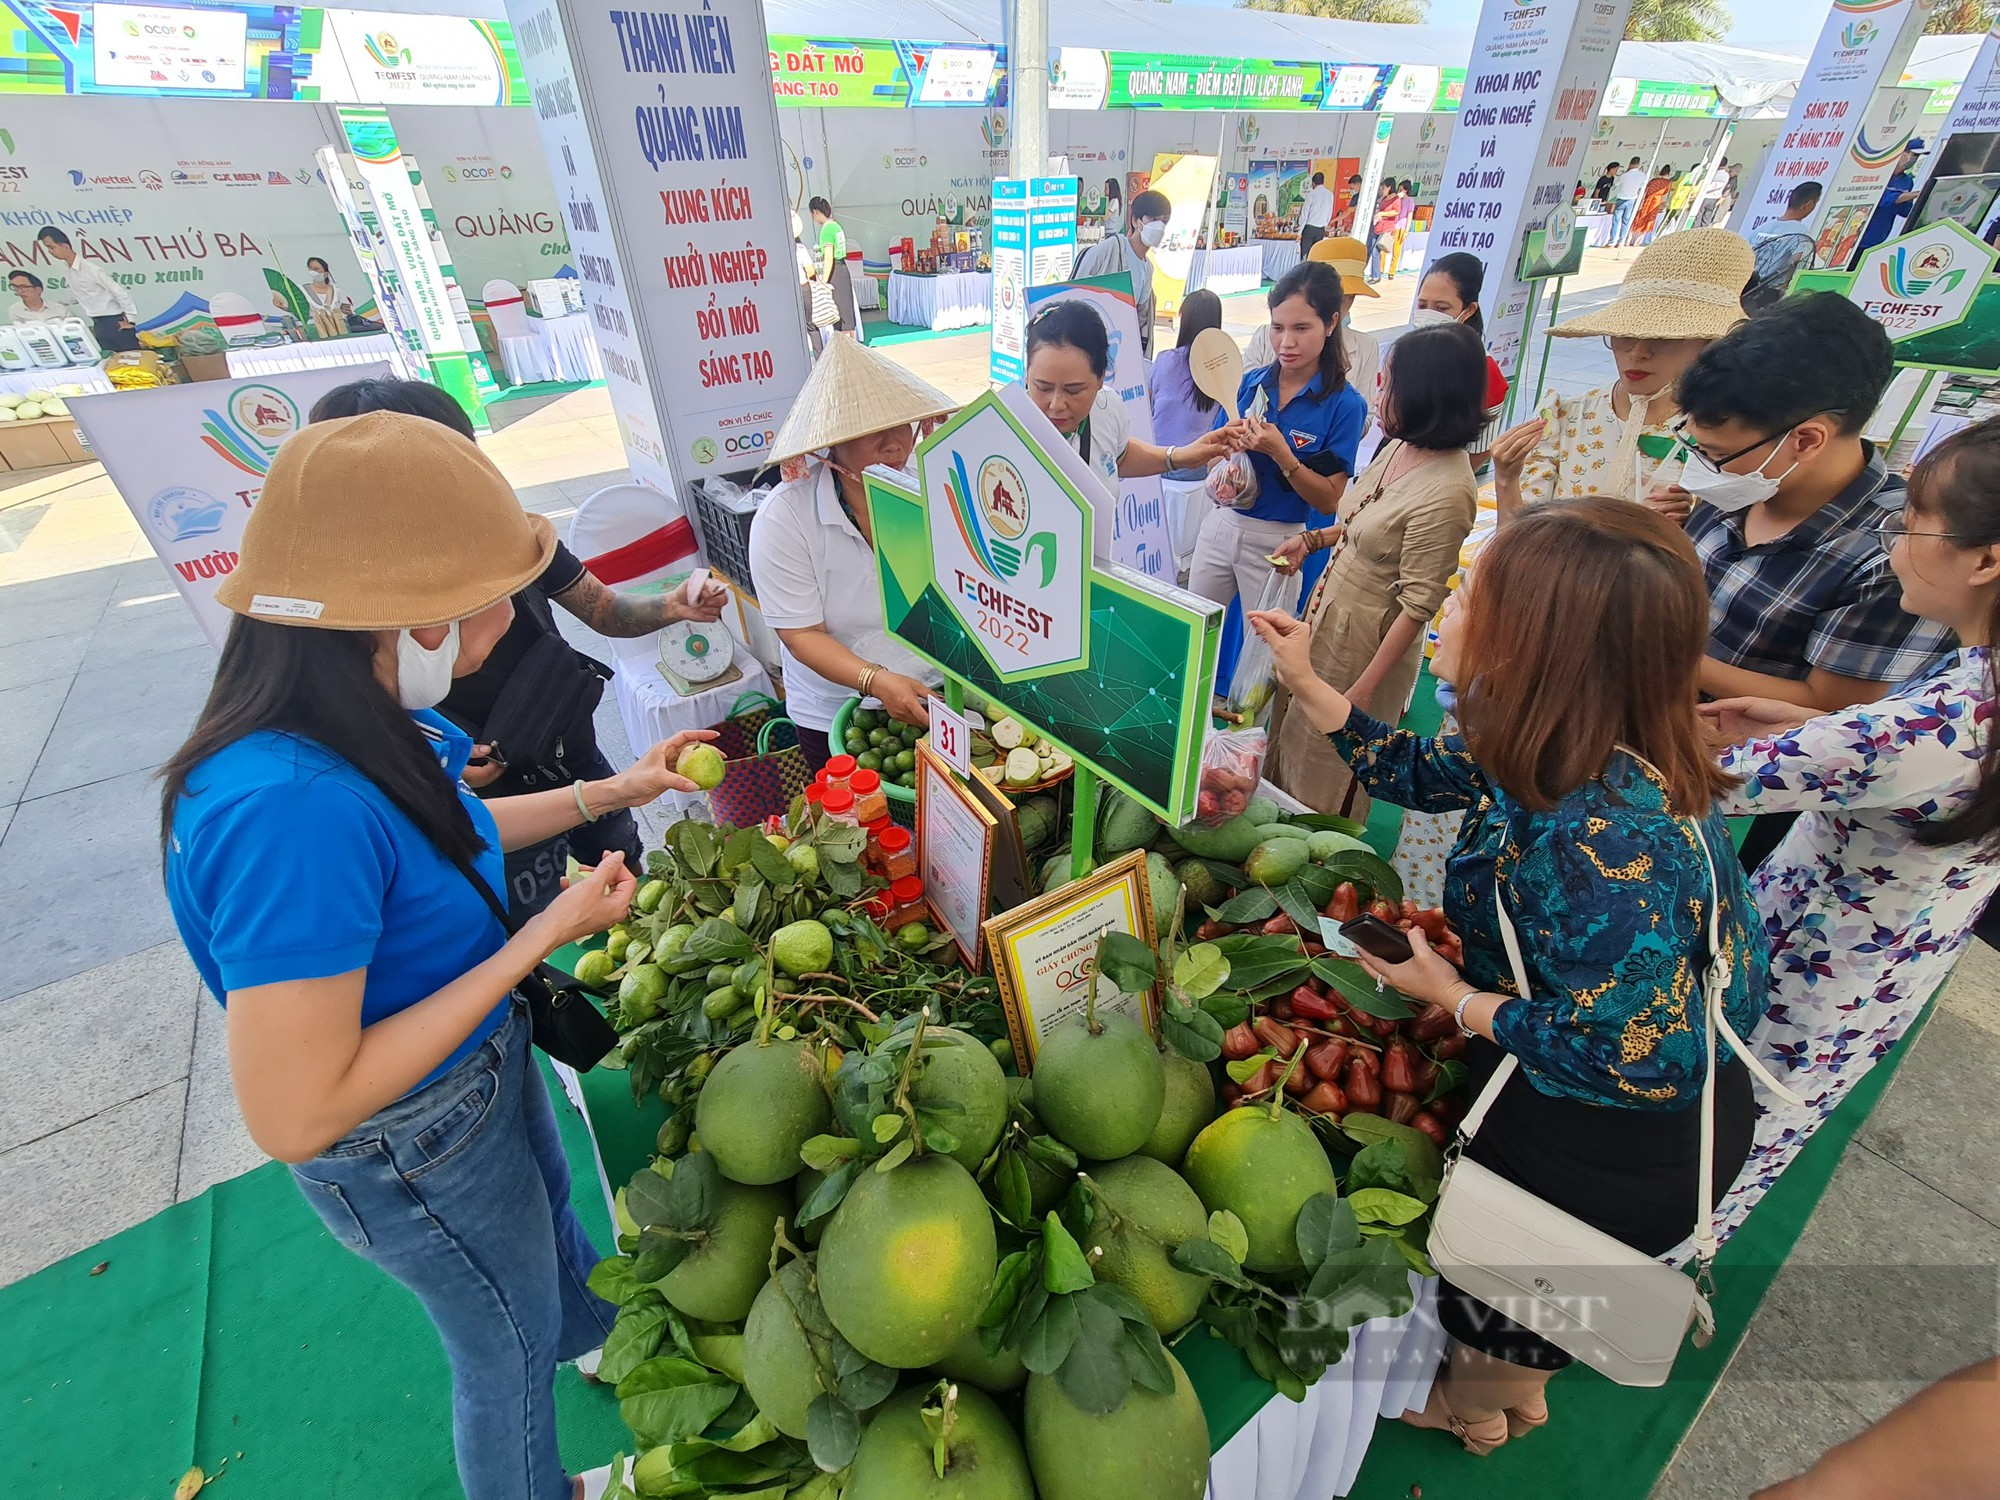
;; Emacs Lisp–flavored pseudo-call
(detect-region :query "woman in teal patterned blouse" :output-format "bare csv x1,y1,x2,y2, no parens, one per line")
1251,497,1771,1455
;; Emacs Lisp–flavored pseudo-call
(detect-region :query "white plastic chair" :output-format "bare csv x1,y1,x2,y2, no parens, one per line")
482,279,550,384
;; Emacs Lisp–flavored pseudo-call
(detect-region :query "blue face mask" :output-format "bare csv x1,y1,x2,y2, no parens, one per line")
1433,676,1459,717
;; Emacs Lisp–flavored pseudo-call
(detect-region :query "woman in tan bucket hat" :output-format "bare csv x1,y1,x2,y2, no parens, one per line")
160,411,716,1500
1491,228,1754,523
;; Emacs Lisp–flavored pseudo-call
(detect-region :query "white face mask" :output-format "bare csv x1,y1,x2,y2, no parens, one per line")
1673,431,1798,514
1410,307,1461,330
1139,219,1167,248
395,620,461,710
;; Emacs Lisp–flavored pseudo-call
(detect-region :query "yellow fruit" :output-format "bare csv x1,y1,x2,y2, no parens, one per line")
677,742,728,790
572,949,618,991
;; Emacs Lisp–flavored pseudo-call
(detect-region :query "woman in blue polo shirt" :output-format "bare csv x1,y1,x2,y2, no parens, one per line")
1188,260,1368,620
160,411,713,1500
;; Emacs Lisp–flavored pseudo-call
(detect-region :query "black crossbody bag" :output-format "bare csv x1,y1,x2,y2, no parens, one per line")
478,631,613,790
449,855,621,1071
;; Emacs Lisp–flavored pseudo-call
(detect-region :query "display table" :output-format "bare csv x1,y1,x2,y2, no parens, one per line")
886,269,993,331
854,270,881,312
1189,245,1267,296
0,368,112,398
498,310,606,386
1256,239,1302,282
225,331,401,378
609,653,777,816
1584,208,1619,247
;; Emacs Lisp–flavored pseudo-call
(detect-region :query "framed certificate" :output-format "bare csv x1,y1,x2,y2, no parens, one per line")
981,849,1159,1071
916,743,997,969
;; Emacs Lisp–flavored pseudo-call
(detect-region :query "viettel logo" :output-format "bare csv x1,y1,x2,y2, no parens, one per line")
1881,242,1963,298
67,168,84,186
946,451,1058,587
365,31,414,67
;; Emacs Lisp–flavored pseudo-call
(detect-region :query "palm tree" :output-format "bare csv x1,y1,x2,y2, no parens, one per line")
1925,0,1997,34
1238,0,1432,23
1624,0,1731,42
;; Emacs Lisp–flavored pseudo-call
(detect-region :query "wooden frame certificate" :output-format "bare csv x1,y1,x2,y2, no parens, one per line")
982,849,1159,1071
916,743,997,968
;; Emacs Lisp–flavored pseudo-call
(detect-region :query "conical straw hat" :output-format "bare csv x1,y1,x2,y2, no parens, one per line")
1551,228,1754,342
768,335,957,464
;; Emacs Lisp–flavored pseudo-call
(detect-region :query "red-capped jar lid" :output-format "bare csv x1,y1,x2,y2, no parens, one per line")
890,875,925,901
861,815,892,834
824,754,858,779
851,768,882,794
804,783,825,805
822,787,856,813
878,827,914,853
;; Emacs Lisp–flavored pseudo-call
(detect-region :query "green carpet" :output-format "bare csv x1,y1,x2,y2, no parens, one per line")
2,1057,627,1499
488,377,605,404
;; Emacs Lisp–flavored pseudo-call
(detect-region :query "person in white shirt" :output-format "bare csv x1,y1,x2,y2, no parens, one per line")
1072,187,1170,359
747,336,953,768
1610,157,1649,247
1297,172,1336,258
7,269,72,325
37,226,139,350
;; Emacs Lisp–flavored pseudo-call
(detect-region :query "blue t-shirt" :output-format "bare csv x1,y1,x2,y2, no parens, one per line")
165,709,511,1092
1212,363,1368,525
1858,170,1916,255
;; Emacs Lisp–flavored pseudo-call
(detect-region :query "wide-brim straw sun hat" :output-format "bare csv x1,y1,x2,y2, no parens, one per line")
1551,228,1754,341
214,410,556,631
768,334,957,465
1306,235,1380,297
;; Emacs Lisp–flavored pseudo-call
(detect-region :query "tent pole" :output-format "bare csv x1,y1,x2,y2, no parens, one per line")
1534,278,1563,407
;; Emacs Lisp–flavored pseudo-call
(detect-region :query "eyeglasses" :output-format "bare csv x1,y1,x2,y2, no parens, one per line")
1877,509,1966,547
1668,416,1793,473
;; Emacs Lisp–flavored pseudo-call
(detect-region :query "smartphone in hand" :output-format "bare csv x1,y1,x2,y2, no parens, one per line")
1338,914,1414,965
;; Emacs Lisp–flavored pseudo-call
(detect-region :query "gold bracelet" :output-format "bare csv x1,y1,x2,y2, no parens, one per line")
856,663,881,698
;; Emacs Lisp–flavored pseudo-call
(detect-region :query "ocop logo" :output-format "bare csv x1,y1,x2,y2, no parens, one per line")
723,429,774,455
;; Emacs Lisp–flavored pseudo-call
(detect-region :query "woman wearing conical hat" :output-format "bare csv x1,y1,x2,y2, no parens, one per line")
748,336,954,767
1490,229,1755,525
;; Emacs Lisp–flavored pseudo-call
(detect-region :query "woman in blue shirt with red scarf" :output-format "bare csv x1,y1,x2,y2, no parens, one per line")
162,412,713,1500
1187,260,1368,621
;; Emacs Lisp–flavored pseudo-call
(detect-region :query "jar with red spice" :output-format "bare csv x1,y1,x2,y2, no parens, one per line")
884,874,927,930
850,768,889,825
875,826,917,881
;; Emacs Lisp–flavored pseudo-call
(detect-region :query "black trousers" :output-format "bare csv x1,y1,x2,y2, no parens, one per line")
91,314,140,353
1298,225,1327,257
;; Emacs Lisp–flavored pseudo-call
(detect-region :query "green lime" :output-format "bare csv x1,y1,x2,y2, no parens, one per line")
853,707,881,731
573,949,617,990
857,750,883,772
704,985,741,1018
895,750,915,773
989,1036,1016,1069
845,732,868,754
897,922,931,952
868,728,889,748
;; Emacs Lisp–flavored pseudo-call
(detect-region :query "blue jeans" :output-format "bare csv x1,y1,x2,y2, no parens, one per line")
1609,197,1637,245
291,1004,616,1500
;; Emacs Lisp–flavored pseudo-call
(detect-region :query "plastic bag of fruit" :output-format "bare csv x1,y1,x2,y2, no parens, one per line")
1193,724,1266,826
1218,563,1300,726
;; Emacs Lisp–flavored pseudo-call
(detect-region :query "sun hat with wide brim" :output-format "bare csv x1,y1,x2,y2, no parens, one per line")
1550,228,1754,342
1306,235,1380,297
768,334,957,465
214,410,556,631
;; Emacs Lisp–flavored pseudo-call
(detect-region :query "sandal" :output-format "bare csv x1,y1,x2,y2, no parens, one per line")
1506,1396,1550,1439
1401,1380,1510,1456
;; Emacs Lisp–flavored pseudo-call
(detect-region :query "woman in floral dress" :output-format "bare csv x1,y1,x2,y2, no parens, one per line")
1699,420,1999,1240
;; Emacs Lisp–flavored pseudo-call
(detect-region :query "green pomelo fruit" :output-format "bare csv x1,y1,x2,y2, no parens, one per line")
1242,837,1311,888
1164,816,1263,864
1138,1049,1218,1169
657,1176,790,1322
913,1027,1010,1173
676,741,727,790
930,1322,1027,1393
741,1267,832,1438
847,1385,1034,1500
1181,1107,1338,1273
1024,1349,1208,1500
772,918,834,978
1080,1155,1209,1333
1307,829,1371,862
818,1154,997,1368
1016,796,1059,853
1173,857,1224,911
1031,1012,1165,1160
695,1038,831,1185
1144,851,1182,939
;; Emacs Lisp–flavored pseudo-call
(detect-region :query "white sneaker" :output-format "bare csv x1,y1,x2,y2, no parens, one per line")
573,1345,605,1381
572,1454,629,1498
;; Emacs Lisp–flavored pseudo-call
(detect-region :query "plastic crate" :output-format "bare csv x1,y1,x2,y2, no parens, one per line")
689,478,762,596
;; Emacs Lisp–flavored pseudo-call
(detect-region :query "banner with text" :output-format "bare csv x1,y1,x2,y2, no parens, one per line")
72,362,393,647
1147,152,1218,322
988,176,1078,385
1426,0,1634,378
1734,0,1937,240
1813,85,1931,271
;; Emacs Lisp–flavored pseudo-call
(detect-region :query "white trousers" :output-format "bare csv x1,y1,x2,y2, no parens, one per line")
1186,507,1305,615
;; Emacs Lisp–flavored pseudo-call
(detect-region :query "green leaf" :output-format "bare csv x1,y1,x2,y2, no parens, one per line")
1316,850,1403,906
683,917,755,965
837,1356,899,1411
661,1150,721,1231
1170,1236,1252,1288
1291,862,1339,906
1213,886,1279,923
1339,1114,1445,1186
1172,942,1230,1000
597,1298,670,1386
734,877,763,930
817,823,868,864
1161,1002,1224,1063
1346,1188,1430,1227
625,1165,678,1231
1207,1209,1250,1266
1273,878,1327,934
1017,1291,1080,1373
686,1332,746,1383
874,1137,915,1174
796,1160,858,1228
1003,1276,1051,1353
746,833,796,886
872,1113,907,1144
918,1118,960,1157
804,1394,861,1472
630,1227,692,1284
821,856,863,899
1225,1051,1277,1085
613,1354,711,1399
1425,1058,1468,1105
1019,1135,1078,1177
1305,1238,1418,1327
1055,1294,1133,1415
799,1134,861,1173
1209,935,1309,993
1344,1139,1414,1196
587,1255,642,1307
620,1377,740,1449
1293,1194,1361,1272
979,1247,1039,1331
1041,1213,1095,1294
994,1152,1034,1226
598,1451,637,1500
1199,992,1251,1029
1095,930,1158,994
1121,1320,1177,1395
1286,812,1368,836
1080,1280,1154,1330
1275,1318,1349,1380
1311,956,1415,1019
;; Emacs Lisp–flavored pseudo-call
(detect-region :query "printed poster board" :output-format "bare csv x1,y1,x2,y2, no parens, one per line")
916,742,997,968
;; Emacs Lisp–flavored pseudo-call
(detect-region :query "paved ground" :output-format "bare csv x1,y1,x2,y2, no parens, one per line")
1,244,1992,1493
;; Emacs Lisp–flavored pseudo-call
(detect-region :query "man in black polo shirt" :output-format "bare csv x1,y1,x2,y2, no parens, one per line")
1671,292,1952,864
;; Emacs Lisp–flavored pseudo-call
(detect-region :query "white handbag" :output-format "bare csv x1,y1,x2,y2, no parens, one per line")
808,279,840,329
1426,817,1803,1387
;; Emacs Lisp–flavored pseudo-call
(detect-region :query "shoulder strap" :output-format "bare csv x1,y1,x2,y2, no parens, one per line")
448,846,521,938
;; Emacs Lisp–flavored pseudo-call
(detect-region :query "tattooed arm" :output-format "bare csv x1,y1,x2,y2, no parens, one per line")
550,570,729,639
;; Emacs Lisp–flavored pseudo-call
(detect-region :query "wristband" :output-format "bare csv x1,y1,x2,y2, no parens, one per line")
1166,444,1178,469
573,779,599,824
1451,984,1480,1036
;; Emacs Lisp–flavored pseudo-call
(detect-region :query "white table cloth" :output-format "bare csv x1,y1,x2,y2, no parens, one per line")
854,271,881,312
225,332,401,378
1205,1277,1446,1500
887,270,993,332
610,653,778,816
1189,246,1268,297
500,310,606,387
1256,240,1302,283
0,367,112,397
1584,209,1619,248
